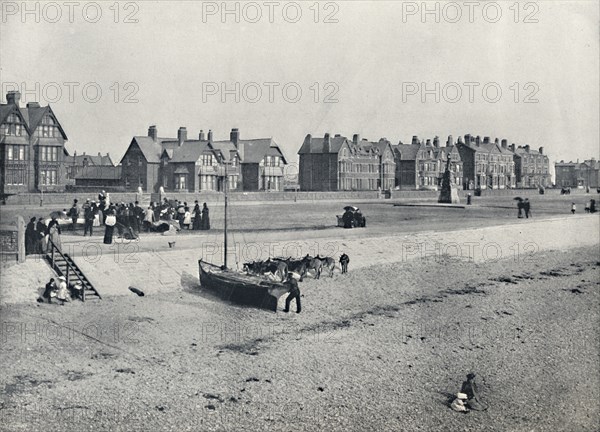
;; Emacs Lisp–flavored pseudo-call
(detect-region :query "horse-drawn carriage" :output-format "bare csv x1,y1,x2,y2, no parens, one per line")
337,206,366,228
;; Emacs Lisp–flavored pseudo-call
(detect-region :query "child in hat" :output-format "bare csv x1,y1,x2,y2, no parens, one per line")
56,276,69,305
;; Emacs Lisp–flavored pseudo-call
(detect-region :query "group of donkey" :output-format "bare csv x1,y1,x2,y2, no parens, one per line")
243,254,336,282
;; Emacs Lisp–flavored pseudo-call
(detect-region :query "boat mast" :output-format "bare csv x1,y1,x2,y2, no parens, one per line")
223,161,228,269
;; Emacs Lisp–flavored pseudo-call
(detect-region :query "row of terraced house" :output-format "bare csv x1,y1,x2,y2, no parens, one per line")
2,90,556,194
297,132,551,191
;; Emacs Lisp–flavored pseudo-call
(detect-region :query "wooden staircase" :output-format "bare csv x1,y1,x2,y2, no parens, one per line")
45,240,101,301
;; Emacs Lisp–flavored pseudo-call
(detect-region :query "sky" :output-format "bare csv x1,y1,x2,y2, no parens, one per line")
1,0,599,172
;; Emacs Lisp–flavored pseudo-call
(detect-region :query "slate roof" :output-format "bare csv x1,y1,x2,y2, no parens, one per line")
297,135,349,155
65,154,114,167
239,138,287,163
394,144,421,161
168,141,213,163
0,101,68,139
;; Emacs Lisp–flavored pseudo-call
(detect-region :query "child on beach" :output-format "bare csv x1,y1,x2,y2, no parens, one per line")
571,203,576,214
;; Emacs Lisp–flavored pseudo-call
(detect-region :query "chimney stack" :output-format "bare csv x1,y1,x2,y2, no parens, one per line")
446,135,453,147
148,125,158,142
199,130,205,141
501,139,508,149
509,144,516,152
26,102,40,108
412,136,419,145
464,134,471,145
483,136,490,144
433,136,440,148
178,127,187,146
538,147,544,154
207,129,213,143
457,136,464,144
426,139,432,147
98,152,101,157
230,128,239,145
494,138,499,145
324,133,331,152
524,144,530,152
353,134,360,144
6,91,21,106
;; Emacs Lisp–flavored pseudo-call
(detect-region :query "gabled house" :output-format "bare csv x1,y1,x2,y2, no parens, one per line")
393,136,463,190
511,144,550,188
298,133,395,191
120,126,286,192
65,151,114,184
0,91,69,193
456,135,515,189
555,158,600,188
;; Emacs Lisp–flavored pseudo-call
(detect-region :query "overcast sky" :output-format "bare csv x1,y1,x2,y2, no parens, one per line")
2,1,598,168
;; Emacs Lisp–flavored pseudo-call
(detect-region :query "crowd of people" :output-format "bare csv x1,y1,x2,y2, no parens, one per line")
23,190,213,254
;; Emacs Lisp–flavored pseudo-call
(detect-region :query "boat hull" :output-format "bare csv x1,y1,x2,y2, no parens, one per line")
198,260,289,311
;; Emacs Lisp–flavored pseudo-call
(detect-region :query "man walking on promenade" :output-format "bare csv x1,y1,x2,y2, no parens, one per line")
69,199,80,231
523,198,531,218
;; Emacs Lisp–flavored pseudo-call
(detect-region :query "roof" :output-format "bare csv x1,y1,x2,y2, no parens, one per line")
130,137,163,163
298,135,349,155
65,153,114,166
168,141,213,163
394,144,421,160
239,138,287,163
75,166,121,180
0,102,68,139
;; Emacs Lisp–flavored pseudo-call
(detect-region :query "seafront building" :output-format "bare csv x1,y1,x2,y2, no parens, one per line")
297,133,396,191
511,145,551,188
120,127,287,192
0,91,69,194
456,135,516,190
555,159,599,188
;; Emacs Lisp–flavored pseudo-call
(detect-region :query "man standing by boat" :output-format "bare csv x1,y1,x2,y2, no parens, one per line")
283,273,301,313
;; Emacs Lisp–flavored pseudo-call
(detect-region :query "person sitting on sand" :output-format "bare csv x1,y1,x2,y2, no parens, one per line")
39,278,56,304
461,373,487,411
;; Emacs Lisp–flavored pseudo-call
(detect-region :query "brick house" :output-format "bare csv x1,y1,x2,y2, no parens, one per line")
393,136,463,190
457,135,516,190
120,126,286,192
65,151,114,185
297,133,395,191
510,144,551,188
555,159,599,188
0,91,69,194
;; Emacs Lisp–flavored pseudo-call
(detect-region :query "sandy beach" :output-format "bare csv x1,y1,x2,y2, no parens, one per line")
1,211,599,431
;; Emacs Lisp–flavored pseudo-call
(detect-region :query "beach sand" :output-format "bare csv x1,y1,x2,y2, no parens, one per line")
0,215,598,431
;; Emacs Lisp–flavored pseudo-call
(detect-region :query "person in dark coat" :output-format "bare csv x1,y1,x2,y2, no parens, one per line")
25,217,37,255
36,217,47,254
283,273,301,313
46,216,62,252
342,209,354,228
461,373,487,411
84,201,96,236
103,206,116,244
201,203,210,230
523,198,531,218
517,199,524,218
133,201,144,233
192,201,202,230
41,278,56,304
339,253,350,274
68,199,79,231
354,209,363,228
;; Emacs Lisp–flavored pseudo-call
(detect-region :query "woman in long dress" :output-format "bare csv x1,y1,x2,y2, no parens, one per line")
201,203,210,230
46,216,62,252
192,202,202,230
104,207,116,244
25,217,37,255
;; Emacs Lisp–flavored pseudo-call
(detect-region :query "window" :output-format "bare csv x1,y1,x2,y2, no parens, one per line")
40,169,58,185
40,115,57,138
6,145,27,161
201,154,213,166
5,167,26,185
138,156,142,166
39,146,58,161
175,174,187,190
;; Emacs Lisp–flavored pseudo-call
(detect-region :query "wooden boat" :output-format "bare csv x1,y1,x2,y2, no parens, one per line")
198,162,289,311
199,260,289,311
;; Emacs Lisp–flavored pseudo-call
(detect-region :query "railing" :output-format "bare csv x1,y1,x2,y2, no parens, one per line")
47,238,88,301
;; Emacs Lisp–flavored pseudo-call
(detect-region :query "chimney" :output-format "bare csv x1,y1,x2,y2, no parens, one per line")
412,136,419,145
446,135,453,147
501,139,508,149
483,136,490,144
334,134,341,137
464,134,471,145
538,146,544,154
230,128,239,145
509,144,516,152
199,130,205,141
524,144,530,152
207,129,213,143
353,134,360,144
324,133,331,152
433,136,440,148
494,138,499,145
98,152,101,157
426,139,432,147
177,127,187,146
6,91,21,106
148,125,158,142
475,136,481,147
458,136,464,144
26,102,40,108
83,151,86,155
